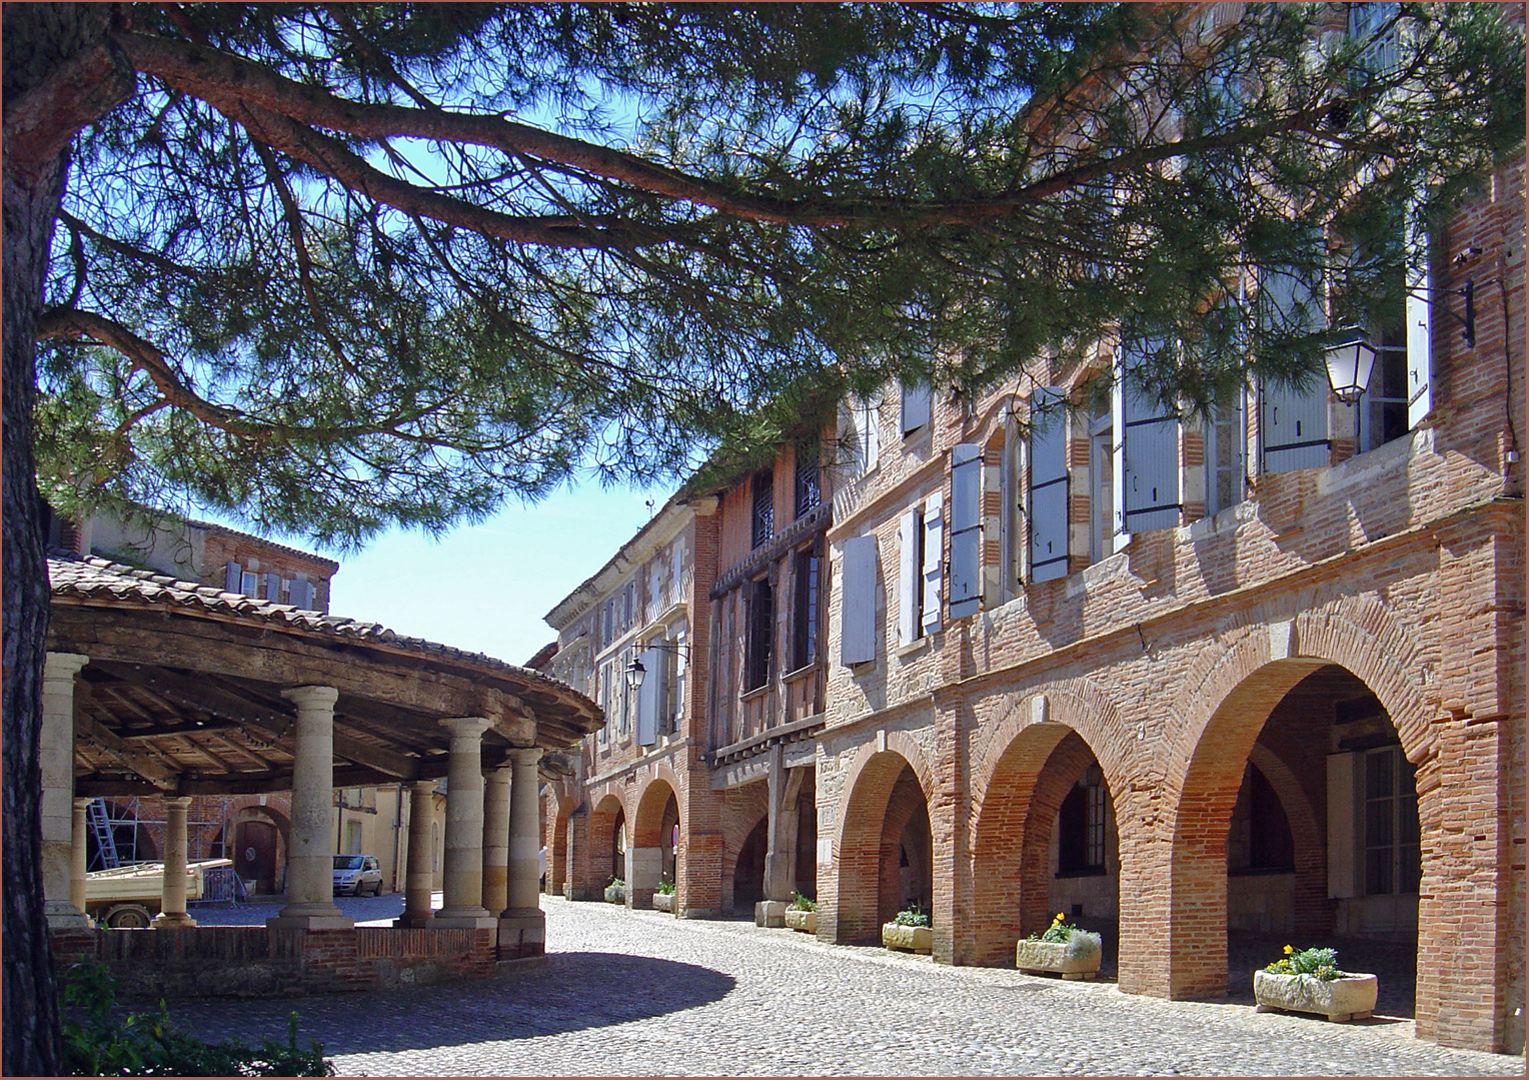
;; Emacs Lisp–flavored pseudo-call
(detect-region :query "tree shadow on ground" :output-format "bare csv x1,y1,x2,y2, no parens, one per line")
170,952,735,1056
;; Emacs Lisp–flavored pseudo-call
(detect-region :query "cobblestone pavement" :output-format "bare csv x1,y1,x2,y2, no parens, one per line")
169,896,1520,1077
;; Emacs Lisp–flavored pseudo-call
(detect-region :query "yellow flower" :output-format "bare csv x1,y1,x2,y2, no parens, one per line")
1283,944,1294,955
1053,912,1065,923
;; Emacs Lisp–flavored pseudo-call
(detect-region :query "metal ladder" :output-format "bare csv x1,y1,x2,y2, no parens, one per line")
86,798,119,869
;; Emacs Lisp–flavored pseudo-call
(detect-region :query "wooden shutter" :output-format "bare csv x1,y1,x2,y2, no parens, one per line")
1116,344,1182,536
840,535,877,665
948,444,982,619
921,492,943,635
264,572,281,602
635,646,662,745
1406,208,1433,429
901,382,932,434
897,509,920,644
1326,752,1361,899
1260,267,1329,472
1028,411,1069,583
224,561,241,592
291,579,314,610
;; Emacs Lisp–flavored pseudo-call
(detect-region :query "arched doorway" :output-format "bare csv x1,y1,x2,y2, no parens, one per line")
589,794,625,894
632,779,679,908
833,750,933,944
734,816,767,915
225,805,290,897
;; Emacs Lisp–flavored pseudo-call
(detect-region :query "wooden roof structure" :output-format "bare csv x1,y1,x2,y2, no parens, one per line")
48,554,603,797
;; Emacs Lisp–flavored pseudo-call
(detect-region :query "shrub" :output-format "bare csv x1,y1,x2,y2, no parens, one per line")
656,880,676,895
60,961,334,1076
1264,945,1346,981
788,890,816,912
1029,911,1079,944
891,902,930,928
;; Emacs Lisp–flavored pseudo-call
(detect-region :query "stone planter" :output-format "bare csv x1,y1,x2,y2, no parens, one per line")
882,922,933,954
603,884,625,905
1253,970,1377,1022
784,909,817,934
1014,936,1101,981
652,891,675,913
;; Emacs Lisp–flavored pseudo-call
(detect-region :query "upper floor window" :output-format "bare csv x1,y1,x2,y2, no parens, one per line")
845,396,881,477
751,470,774,549
744,577,773,692
900,381,932,436
1348,2,1400,77
791,545,821,670
1206,391,1247,517
794,440,821,519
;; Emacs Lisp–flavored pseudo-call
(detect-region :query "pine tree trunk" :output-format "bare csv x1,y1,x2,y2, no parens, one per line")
2,6,133,1074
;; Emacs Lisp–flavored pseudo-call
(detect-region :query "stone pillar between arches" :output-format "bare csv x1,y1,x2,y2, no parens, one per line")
154,797,196,928
396,780,437,927
268,684,352,930
433,716,496,928
499,746,546,958
43,652,91,928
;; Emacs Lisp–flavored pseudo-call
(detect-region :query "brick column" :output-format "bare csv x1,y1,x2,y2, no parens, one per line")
269,685,352,929
43,653,91,928
434,717,496,927
395,780,436,927
481,766,512,916
154,796,196,928
71,798,92,919
499,747,546,958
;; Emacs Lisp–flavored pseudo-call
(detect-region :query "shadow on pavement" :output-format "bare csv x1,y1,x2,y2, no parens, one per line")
173,951,735,1056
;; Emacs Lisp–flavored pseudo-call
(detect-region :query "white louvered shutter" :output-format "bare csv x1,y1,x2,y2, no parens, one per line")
1406,208,1434,429
1116,343,1182,538
897,509,920,645
921,492,943,635
840,535,878,664
901,382,932,434
1260,267,1330,472
948,445,982,619
1028,411,1069,584
635,646,662,745
225,561,241,592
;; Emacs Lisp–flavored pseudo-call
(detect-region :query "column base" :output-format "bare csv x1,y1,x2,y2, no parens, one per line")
679,908,718,919
498,911,546,959
755,900,788,928
268,902,354,930
394,911,435,928
432,914,499,930
44,901,92,930
152,912,197,929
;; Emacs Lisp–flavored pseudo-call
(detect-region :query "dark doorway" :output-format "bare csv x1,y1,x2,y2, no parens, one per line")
734,817,767,913
236,820,278,895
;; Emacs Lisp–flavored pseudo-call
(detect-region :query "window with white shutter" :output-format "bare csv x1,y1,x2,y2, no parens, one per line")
840,535,878,665
1115,342,1183,539
846,396,881,476
900,381,932,435
1028,407,1069,584
1259,267,1330,472
897,508,922,645
921,492,943,635
948,445,982,619
1405,210,1433,430
635,645,662,745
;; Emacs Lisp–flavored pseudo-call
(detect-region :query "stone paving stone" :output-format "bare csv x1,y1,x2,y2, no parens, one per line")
168,896,1521,1077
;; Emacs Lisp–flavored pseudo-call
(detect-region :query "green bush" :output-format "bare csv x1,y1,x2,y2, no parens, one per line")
60,961,335,1076
656,880,676,895
891,902,930,928
788,890,816,912
1029,911,1075,943
1264,945,1345,981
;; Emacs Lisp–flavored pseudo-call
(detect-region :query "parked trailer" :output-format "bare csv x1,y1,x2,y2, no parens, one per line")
84,859,233,928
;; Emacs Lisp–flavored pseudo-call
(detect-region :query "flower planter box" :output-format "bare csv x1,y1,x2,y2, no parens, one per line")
784,909,817,934
652,891,675,913
1014,937,1101,980
1253,970,1377,1023
882,922,932,954
603,885,625,905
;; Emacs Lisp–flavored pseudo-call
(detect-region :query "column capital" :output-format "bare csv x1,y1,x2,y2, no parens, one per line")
164,795,193,809
281,684,339,711
411,778,438,794
44,652,89,682
509,746,544,766
483,763,514,779
439,716,492,739
73,797,95,810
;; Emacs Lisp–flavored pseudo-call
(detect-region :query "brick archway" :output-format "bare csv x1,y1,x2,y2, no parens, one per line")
542,790,575,896
631,777,680,907
588,793,626,892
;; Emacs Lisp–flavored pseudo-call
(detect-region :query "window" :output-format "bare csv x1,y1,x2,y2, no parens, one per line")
948,445,982,620
1115,339,1183,538
900,381,932,435
743,577,773,692
791,547,820,670
751,471,774,549
1028,398,1069,584
622,581,635,630
1206,391,1247,516
1089,406,1113,563
240,570,259,596
1057,765,1106,874
1364,746,1420,895
794,441,821,519
845,396,881,476
896,508,925,645
1348,2,1400,77
1259,266,1331,473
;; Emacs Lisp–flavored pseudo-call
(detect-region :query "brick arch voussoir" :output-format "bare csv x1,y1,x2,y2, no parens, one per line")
836,734,936,846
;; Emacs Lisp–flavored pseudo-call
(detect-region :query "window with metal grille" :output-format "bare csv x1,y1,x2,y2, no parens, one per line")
752,471,774,549
791,546,820,670
1364,745,1420,895
744,577,773,691
794,441,820,519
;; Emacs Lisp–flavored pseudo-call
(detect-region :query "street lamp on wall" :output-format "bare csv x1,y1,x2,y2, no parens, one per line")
1323,327,1379,405
625,657,647,692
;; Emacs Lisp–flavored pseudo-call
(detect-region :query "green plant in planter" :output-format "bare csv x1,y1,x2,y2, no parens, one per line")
656,880,676,895
891,902,930,928
1265,944,1345,981
1025,912,1102,962
788,890,816,912
608,877,625,888
1029,911,1076,943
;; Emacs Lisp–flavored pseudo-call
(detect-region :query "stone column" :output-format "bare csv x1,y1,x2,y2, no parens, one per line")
154,797,196,928
43,653,91,928
433,717,496,927
71,798,92,919
500,746,546,958
396,780,437,927
481,766,512,916
756,744,800,928
269,685,352,929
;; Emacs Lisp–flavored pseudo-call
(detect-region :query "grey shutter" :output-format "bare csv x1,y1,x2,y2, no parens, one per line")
291,579,314,610
635,646,662,745
1028,412,1069,583
921,493,944,634
264,572,281,602
1406,208,1433,428
901,382,932,434
840,535,877,665
224,561,241,593
1260,267,1330,472
897,509,920,645
1117,344,1182,535
948,444,982,619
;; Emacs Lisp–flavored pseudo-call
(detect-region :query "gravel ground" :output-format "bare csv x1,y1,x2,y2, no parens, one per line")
166,894,1521,1077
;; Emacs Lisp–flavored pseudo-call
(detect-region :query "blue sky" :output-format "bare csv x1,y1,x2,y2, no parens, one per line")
318,477,673,667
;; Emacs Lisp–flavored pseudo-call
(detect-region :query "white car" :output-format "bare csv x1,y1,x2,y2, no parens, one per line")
333,854,383,896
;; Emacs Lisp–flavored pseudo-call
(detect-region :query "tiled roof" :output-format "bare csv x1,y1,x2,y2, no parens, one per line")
48,552,596,713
